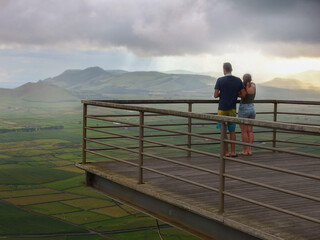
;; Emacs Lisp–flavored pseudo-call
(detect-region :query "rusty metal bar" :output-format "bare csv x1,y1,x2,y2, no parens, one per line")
83,101,320,134
87,115,189,128
88,113,165,117
85,150,139,167
219,122,227,214
86,142,220,153
83,99,320,105
143,124,220,141
273,102,278,149
142,138,220,159
86,127,140,141
82,103,87,164
85,138,220,174
277,112,320,117
276,140,320,147
187,103,192,157
226,139,320,159
139,111,144,184
277,121,320,127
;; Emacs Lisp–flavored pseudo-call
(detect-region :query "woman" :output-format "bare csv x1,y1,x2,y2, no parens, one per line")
238,73,256,156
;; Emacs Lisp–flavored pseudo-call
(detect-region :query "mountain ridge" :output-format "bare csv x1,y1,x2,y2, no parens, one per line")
1,67,320,102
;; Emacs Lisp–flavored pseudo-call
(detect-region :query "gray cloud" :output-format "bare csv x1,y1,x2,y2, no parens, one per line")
0,0,319,57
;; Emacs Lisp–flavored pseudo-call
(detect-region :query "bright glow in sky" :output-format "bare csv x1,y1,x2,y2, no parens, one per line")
266,58,320,74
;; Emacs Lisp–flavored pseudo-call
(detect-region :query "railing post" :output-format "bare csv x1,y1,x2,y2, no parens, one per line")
187,103,192,157
82,103,87,164
219,121,226,213
138,111,144,184
273,102,278,149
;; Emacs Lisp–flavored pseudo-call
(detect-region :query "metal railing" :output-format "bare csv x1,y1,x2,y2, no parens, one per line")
81,99,320,225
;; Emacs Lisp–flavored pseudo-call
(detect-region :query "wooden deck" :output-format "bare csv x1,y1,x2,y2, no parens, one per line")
77,152,320,240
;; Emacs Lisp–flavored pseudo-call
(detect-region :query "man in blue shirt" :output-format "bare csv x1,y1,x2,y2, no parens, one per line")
214,62,246,157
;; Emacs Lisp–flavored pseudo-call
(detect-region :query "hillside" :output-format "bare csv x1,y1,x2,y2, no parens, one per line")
261,77,320,91
287,70,320,87
5,82,79,102
256,84,320,100
42,67,216,96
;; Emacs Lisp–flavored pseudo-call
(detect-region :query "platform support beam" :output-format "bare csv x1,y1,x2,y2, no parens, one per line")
85,171,262,240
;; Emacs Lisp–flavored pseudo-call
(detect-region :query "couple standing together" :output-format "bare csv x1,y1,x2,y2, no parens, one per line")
214,62,256,157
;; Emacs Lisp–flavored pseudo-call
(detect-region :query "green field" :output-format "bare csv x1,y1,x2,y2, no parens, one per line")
0,98,202,239
0,96,319,239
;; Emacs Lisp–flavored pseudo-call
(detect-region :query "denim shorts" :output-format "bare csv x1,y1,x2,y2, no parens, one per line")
238,104,256,119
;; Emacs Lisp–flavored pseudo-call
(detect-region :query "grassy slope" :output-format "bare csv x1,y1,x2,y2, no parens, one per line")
0,99,201,239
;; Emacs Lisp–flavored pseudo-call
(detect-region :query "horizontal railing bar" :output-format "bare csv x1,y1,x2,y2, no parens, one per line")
84,99,320,105
143,124,220,141
225,139,320,159
142,138,220,158
224,191,320,224
88,125,135,128
86,137,218,151
255,112,274,114
88,116,221,141
277,112,320,117
142,166,219,193
83,101,320,133
87,132,186,138
277,140,320,147
224,173,320,203
86,128,221,150
277,130,320,136
86,142,220,152
277,121,320,127
85,150,139,167
142,152,219,176
86,138,140,154
87,113,166,117
88,115,219,128
224,156,320,181
86,127,140,141
87,115,190,127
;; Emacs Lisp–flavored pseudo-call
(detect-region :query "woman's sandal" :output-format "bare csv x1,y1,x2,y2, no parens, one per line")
238,151,249,156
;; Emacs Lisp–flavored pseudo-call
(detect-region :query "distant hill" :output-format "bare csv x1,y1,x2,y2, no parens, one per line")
2,67,319,103
42,67,216,96
287,70,320,87
261,77,320,90
256,84,320,100
2,82,79,102
164,70,220,79
164,70,197,75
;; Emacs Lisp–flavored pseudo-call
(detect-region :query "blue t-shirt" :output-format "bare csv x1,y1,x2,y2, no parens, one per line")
214,75,244,110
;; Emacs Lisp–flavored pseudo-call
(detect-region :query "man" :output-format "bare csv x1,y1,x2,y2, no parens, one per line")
214,62,246,157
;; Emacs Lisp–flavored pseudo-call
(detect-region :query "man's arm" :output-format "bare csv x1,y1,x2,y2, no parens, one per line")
238,88,246,98
214,89,220,98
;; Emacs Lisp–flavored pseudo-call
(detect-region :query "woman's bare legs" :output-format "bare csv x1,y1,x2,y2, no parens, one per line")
239,125,249,155
247,125,254,155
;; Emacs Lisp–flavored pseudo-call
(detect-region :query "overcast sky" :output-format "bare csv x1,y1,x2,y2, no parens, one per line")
1,0,320,87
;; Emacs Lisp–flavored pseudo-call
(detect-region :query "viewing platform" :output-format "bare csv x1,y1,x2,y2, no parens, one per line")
76,100,320,240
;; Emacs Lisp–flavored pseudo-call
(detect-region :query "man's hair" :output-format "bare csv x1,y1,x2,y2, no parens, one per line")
223,62,232,73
